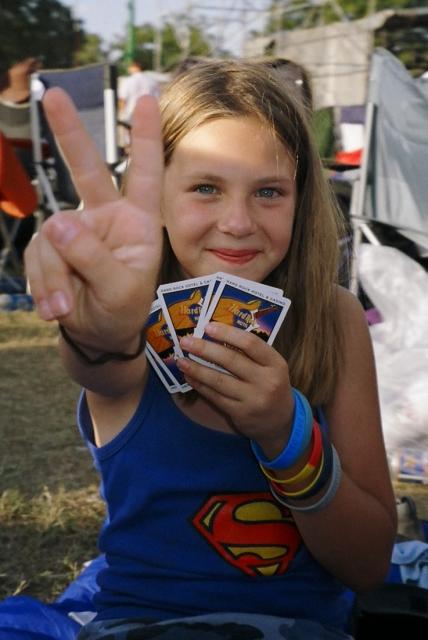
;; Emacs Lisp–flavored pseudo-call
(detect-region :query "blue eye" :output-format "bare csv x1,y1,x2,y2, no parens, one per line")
256,187,280,199
195,184,216,194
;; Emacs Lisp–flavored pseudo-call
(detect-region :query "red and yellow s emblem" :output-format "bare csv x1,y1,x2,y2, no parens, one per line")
192,493,301,577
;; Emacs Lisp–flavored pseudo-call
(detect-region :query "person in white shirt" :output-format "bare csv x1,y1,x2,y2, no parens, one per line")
118,59,160,124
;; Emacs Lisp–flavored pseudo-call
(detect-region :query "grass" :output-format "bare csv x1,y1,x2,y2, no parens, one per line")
0,311,104,601
0,310,427,605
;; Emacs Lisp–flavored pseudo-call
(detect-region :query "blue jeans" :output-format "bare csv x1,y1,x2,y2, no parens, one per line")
77,612,353,639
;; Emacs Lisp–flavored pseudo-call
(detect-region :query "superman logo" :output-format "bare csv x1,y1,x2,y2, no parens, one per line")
192,493,301,577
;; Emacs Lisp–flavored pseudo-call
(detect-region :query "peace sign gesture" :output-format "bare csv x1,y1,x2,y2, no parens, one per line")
25,88,164,354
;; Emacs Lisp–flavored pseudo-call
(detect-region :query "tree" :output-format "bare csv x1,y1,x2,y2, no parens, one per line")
0,0,84,71
261,1,428,75
74,33,106,66
263,0,428,32
110,17,213,74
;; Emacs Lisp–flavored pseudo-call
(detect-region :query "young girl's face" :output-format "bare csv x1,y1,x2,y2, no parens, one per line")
162,116,297,282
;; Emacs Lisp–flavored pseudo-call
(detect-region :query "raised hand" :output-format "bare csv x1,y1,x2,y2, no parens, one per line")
25,88,164,353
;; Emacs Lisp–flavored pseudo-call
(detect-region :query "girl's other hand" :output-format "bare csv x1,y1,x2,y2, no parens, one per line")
25,88,164,353
177,322,294,456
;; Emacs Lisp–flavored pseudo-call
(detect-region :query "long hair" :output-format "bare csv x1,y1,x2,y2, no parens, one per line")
158,59,345,405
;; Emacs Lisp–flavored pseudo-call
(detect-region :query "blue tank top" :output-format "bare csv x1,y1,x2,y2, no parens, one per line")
77,366,352,628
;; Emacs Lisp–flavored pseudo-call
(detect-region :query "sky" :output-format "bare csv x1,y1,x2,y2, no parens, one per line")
62,1,271,56
62,1,160,46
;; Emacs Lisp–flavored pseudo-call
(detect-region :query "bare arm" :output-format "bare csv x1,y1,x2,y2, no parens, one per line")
25,89,164,445
292,288,397,592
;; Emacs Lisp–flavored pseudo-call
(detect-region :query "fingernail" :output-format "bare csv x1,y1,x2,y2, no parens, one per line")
180,336,192,348
204,322,217,335
49,291,71,316
38,298,54,321
49,215,79,247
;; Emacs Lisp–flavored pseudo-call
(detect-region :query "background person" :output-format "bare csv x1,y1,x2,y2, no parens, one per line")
118,58,160,124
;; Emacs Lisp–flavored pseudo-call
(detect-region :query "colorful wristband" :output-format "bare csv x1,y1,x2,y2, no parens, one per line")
251,388,313,470
273,426,333,500
271,449,325,498
260,420,323,487
270,445,342,513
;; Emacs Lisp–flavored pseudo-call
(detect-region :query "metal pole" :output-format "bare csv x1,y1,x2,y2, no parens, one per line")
154,0,163,72
349,101,376,294
126,0,136,63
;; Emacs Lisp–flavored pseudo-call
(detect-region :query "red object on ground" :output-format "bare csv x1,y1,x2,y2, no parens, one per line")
0,132,37,218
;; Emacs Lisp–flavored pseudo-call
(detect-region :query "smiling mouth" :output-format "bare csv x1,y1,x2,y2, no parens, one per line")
209,249,260,264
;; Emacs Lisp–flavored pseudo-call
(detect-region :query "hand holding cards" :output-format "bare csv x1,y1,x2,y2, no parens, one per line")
145,272,291,393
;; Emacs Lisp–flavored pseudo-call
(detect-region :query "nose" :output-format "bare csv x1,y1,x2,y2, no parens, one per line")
216,198,257,237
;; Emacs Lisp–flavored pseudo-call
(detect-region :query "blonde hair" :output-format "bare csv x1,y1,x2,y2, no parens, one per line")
159,59,345,405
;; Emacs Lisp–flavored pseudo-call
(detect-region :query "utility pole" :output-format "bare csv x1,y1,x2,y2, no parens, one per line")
154,0,163,71
125,0,136,63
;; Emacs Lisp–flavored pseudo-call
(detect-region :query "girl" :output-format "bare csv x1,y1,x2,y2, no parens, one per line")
25,60,397,639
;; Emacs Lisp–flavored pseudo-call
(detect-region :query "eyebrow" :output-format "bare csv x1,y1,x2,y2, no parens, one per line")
183,172,294,185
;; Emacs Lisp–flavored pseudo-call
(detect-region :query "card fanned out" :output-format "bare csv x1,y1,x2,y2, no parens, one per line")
145,272,291,393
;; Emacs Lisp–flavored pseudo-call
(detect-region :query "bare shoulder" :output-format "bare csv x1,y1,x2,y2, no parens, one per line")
335,285,373,357
327,285,379,440
336,284,367,326
328,287,396,518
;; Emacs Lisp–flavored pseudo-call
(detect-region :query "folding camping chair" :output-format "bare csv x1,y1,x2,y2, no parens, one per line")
0,101,38,286
349,47,428,292
0,100,32,144
30,63,119,218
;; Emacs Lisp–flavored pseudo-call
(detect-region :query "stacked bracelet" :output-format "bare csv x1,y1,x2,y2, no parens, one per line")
59,324,146,365
259,420,323,487
250,388,313,470
268,425,334,501
273,425,333,500
272,450,325,498
270,445,342,513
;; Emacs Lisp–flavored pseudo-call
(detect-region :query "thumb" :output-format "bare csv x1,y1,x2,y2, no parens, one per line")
44,212,134,305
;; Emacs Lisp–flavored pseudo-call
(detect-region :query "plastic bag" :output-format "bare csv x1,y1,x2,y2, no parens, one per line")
357,244,428,457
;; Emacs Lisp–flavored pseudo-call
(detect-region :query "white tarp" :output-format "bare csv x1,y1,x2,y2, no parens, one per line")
357,244,428,460
364,48,428,247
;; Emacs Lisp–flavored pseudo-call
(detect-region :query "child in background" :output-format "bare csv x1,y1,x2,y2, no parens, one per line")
25,59,397,639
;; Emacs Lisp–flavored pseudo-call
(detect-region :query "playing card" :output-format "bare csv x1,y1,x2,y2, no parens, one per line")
145,344,179,394
190,275,291,373
145,299,191,393
193,272,283,337
157,276,216,356
192,273,224,336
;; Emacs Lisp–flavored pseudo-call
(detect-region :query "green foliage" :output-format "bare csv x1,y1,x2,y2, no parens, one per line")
263,0,428,32
133,23,158,70
0,0,81,71
74,33,106,66
261,1,428,75
111,18,213,74
375,23,428,77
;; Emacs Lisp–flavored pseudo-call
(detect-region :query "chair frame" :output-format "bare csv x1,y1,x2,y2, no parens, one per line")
30,63,119,218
